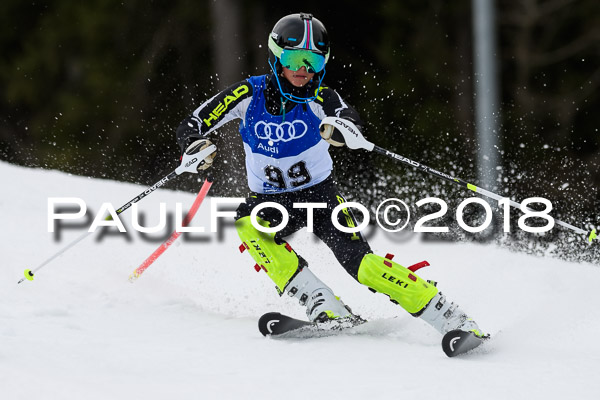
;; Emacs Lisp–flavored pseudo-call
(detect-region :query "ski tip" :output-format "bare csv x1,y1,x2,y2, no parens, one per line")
258,312,283,337
442,329,488,358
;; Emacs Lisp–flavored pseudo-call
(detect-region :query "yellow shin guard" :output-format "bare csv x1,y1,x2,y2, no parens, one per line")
235,216,299,293
357,254,438,314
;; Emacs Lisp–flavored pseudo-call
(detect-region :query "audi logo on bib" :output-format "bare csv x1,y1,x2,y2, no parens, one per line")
254,120,307,143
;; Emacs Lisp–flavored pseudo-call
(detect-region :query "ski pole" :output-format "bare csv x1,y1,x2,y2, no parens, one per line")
128,175,213,282
321,116,597,243
17,144,217,284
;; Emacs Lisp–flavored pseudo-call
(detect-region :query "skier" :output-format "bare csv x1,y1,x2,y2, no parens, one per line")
176,13,487,342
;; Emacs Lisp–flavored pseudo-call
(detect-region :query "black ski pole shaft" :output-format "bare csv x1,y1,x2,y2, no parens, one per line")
17,142,217,284
17,170,179,284
320,116,596,242
371,145,595,240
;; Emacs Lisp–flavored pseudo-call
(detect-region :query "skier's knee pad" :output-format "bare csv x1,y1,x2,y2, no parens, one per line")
357,254,438,314
235,215,300,293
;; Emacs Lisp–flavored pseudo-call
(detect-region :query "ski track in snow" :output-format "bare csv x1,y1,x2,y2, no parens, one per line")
1,161,599,400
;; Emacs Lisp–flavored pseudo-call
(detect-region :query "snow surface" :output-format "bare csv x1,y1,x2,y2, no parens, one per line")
1,160,599,400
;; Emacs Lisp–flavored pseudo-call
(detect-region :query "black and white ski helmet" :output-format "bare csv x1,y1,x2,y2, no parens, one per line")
267,13,331,103
268,12,330,70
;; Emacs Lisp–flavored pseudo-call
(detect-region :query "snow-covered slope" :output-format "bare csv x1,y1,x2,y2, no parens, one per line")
1,161,599,400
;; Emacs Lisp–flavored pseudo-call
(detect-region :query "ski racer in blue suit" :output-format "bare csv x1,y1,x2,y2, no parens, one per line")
176,13,487,339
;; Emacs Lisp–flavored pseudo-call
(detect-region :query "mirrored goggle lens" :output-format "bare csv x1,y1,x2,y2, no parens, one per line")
280,49,326,73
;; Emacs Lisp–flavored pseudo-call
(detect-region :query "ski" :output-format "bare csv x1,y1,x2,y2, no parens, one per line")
258,312,366,339
441,329,489,357
260,313,490,357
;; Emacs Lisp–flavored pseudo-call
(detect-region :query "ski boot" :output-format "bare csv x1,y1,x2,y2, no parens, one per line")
418,291,490,356
417,291,486,338
284,266,354,322
357,253,488,339
236,215,359,325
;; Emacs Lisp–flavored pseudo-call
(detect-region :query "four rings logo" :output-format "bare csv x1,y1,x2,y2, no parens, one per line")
255,120,308,143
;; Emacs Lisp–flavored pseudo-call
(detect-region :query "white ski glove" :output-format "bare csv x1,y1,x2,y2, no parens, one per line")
185,139,217,171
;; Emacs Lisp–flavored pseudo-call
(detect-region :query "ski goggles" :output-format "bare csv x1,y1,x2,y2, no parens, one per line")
280,48,326,73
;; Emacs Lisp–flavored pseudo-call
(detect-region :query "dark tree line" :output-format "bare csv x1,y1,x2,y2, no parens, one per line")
1,0,598,259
